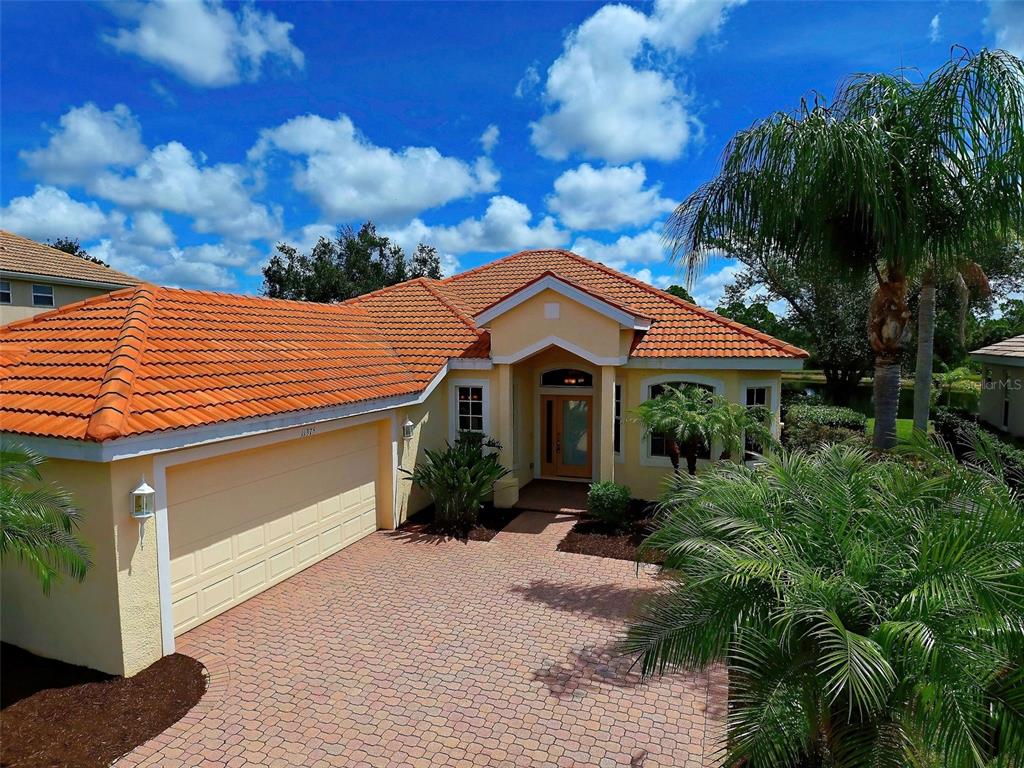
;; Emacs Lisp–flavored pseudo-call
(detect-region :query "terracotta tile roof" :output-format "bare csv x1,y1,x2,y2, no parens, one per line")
439,249,808,359
1,249,804,442
971,334,1024,361
1,286,424,441
0,230,141,287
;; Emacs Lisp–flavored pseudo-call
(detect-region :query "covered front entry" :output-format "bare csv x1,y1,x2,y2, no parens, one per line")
540,394,593,478
166,422,380,636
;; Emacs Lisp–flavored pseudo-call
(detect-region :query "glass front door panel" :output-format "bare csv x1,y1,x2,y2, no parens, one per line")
561,399,589,467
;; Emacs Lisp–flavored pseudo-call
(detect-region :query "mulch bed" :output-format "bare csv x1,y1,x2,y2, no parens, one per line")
1,642,206,768
398,502,520,541
557,500,664,563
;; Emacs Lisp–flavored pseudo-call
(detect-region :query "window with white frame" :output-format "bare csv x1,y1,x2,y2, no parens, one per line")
744,386,770,455
613,383,622,455
648,381,712,459
455,385,486,435
0,280,10,304
32,284,54,307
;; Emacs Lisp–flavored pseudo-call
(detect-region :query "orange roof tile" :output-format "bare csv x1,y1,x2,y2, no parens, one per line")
439,249,807,359
1,249,804,442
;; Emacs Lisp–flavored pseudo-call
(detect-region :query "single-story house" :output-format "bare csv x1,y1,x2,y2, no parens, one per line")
970,334,1024,437
0,229,141,324
1,248,806,676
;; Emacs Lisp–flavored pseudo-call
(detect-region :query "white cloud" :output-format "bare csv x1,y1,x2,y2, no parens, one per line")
250,113,499,222
988,0,1024,56
387,195,567,257
105,0,304,87
0,186,116,242
128,210,175,247
570,229,668,270
515,64,541,99
529,0,743,163
92,141,281,241
19,103,279,242
691,262,742,308
19,103,147,186
479,124,500,154
928,14,941,43
548,163,677,231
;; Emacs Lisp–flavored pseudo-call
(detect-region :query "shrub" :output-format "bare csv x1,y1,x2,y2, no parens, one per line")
783,404,867,450
626,442,1024,767
933,406,1024,490
404,432,510,535
587,481,632,528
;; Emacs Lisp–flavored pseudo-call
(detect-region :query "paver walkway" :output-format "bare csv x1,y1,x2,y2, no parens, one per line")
121,511,725,767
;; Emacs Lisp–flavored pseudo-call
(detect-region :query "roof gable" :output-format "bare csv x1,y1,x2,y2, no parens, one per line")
473,271,652,330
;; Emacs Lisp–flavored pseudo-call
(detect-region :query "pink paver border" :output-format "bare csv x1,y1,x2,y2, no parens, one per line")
116,648,231,767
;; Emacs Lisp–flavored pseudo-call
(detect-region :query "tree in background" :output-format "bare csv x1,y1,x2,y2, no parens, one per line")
664,284,695,303
0,443,91,594
47,237,108,266
262,222,442,302
667,49,1024,449
716,253,875,405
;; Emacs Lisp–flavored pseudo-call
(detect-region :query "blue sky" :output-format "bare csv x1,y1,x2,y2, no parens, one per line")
2,0,1021,307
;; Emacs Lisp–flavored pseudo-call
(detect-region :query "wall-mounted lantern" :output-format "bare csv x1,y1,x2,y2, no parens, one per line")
131,478,156,520
131,477,156,546
402,418,415,441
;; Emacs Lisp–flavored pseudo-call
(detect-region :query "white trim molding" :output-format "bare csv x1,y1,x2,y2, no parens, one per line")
491,335,627,367
0,269,138,292
474,274,651,330
741,378,782,440
448,379,491,443
626,357,805,371
970,352,1024,369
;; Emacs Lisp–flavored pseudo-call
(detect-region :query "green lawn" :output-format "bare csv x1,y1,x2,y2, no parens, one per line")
866,418,928,444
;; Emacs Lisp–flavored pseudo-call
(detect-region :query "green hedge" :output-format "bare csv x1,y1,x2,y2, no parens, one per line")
933,407,1024,489
786,404,868,432
587,481,632,528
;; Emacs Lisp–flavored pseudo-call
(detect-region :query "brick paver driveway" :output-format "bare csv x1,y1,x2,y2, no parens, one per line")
122,512,725,767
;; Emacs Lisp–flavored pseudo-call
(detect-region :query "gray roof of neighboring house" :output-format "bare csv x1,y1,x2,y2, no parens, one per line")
970,334,1024,365
0,230,141,288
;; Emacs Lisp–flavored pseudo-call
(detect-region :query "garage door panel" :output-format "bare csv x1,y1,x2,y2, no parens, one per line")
236,561,267,598
169,423,380,636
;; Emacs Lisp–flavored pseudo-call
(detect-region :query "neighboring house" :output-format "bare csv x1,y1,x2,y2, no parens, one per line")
0,230,141,324
970,334,1024,437
0,248,806,676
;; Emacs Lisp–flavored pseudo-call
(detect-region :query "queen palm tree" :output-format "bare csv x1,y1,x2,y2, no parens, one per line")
667,48,1024,449
631,386,778,475
623,439,1024,767
0,443,91,594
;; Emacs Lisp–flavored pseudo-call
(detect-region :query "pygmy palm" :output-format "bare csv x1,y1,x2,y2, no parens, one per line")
0,443,92,593
622,439,1024,767
632,386,778,476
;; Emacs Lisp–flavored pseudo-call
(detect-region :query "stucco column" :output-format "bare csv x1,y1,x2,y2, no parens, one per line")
493,363,520,507
599,365,615,482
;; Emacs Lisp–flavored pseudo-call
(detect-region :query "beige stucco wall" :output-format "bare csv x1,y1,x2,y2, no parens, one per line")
485,289,630,362
393,370,501,522
978,363,1024,437
615,367,782,500
1,452,158,676
0,277,114,324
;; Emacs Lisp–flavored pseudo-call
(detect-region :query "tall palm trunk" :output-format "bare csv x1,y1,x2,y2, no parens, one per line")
912,269,936,434
868,273,911,449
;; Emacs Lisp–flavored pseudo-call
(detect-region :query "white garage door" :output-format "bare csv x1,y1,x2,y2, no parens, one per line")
167,423,379,635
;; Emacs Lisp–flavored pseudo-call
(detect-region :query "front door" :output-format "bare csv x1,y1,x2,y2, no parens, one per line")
541,395,593,478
